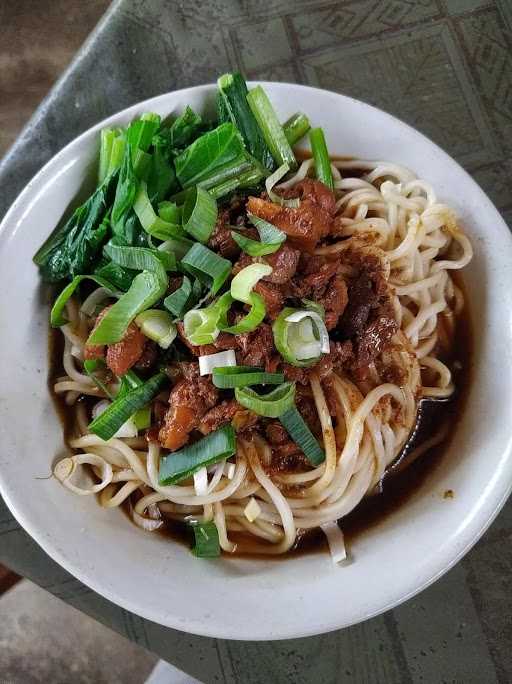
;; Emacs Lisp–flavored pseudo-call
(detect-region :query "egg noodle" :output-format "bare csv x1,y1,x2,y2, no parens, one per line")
53,158,472,556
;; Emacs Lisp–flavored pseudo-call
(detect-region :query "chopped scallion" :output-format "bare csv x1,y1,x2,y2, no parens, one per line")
279,406,325,466
159,424,236,484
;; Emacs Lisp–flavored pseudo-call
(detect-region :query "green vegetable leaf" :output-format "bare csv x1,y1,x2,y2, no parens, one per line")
33,172,118,283
175,122,250,190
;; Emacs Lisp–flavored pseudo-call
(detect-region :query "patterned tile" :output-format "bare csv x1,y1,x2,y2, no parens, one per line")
302,23,496,165
470,160,512,211
455,8,512,154
229,16,293,72
443,0,493,14
246,61,302,83
289,0,442,53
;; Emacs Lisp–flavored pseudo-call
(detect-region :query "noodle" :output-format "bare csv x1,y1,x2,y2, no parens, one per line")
51,156,471,558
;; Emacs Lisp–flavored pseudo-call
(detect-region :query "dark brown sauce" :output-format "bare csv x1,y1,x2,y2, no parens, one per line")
48,278,472,559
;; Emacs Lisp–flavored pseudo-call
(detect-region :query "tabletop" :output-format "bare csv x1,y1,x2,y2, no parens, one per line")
1,1,511,682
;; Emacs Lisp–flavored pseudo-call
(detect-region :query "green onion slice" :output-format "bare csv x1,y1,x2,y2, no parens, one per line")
98,128,118,184
83,359,115,399
231,213,285,257
265,163,300,208
135,309,177,349
230,263,272,303
182,186,218,243
282,112,311,146
231,231,282,257
190,520,221,558
158,237,194,262
88,265,167,345
104,242,176,273
220,292,266,334
88,372,166,441
181,243,231,295
158,201,182,225
279,406,325,466
301,298,325,318
164,275,193,318
309,127,333,191
272,307,329,367
183,292,233,346
246,85,297,170
159,424,236,484
51,275,120,327
212,366,284,389
235,382,296,418
133,181,185,241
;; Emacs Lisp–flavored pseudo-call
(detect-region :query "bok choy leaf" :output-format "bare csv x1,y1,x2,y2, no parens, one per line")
33,171,118,282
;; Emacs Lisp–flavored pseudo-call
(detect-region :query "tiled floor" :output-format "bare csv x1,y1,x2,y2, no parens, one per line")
0,3,160,681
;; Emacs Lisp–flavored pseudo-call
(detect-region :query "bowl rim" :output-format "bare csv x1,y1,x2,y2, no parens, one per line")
1,81,512,640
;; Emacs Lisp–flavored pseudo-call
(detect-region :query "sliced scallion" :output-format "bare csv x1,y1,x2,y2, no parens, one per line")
181,243,231,295
231,230,282,257
88,372,166,441
220,292,266,334
190,520,221,558
234,382,296,418
282,112,311,146
87,264,167,345
164,275,202,319
263,162,300,209
231,214,285,257
83,359,115,399
230,263,272,304
272,307,328,367
135,309,177,349
51,275,119,327
212,366,284,389
133,181,185,241
159,424,236,484
309,127,333,191
158,201,182,225
158,236,194,261
104,242,176,273
182,186,218,243
246,86,297,169
183,292,233,346
279,406,325,466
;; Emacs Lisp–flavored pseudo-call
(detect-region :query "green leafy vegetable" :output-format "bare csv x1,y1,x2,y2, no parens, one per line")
217,72,274,171
159,425,236,484
126,113,161,153
33,172,118,282
175,122,251,190
94,259,135,292
154,106,203,152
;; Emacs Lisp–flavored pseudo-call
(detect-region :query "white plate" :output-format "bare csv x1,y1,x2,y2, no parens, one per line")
1,83,511,641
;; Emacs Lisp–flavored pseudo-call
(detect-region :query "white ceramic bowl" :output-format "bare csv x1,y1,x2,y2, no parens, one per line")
1,83,512,641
